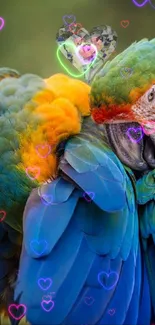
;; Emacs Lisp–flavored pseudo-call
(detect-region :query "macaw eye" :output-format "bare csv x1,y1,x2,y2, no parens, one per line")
148,88,155,102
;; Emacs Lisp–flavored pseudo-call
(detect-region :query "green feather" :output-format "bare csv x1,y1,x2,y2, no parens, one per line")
91,38,155,106
0,72,46,232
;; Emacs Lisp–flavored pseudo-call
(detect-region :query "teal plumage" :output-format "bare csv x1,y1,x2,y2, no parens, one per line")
0,70,46,232
0,68,47,323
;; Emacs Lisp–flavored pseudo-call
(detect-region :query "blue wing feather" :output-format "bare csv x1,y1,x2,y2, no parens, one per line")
123,245,141,325
97,250,135,325
137,250,151,325
14,136,150,325
60,139,127,212
23,181,80,258
63,255,122,325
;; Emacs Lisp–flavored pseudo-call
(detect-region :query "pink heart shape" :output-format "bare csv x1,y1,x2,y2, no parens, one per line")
8,304,26,321
0,210,6,222
141,121,155,135
0,17,5,31
68,22,83,35
35,144,51,158
108,309,116,316
84,296,95,306
120,20,130,28
75,43,98,65
26,166,40,180
41,299,54,312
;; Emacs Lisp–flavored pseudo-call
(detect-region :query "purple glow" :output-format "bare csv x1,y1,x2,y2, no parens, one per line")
108,309,116,316
41,299,55,312
38,278,53,291
132,0,149,7
83,191,95,202
40,194,54,206
84,296,95,306
126,127,144,143
62,15,76,26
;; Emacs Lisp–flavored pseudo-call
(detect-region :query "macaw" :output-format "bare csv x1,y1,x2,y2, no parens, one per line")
0,69,90,324
0,38,155,325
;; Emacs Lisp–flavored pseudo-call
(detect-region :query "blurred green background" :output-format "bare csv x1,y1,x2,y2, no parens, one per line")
0,0,155,78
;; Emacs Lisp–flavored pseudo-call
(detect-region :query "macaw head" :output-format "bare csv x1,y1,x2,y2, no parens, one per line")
90,39,155,131
90,39,155,171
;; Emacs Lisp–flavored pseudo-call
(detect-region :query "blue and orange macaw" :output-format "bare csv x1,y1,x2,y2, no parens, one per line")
0,39,155,325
